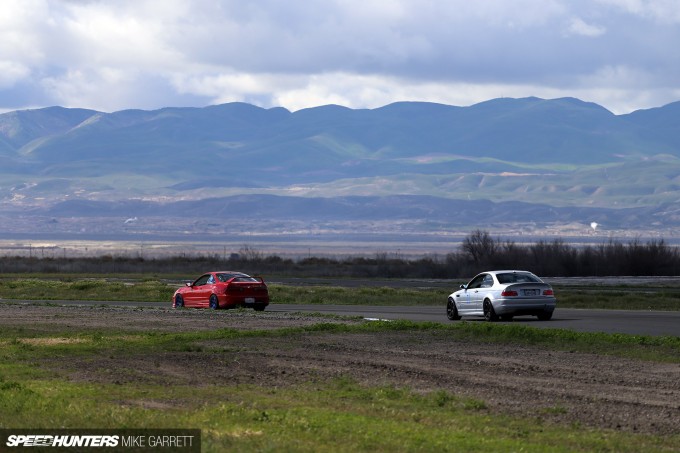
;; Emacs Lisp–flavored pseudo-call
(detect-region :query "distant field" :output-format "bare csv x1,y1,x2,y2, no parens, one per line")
3,232,680,261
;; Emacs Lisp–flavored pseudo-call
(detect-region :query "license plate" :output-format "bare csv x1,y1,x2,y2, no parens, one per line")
523,289,539,296
245,298,255,303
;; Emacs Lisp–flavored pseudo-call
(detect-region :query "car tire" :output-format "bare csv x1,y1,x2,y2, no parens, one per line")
483,300,498,322
253,304,266,312
209,294,219,310
537,312,553,321
175,294,184,308
446,298,461,320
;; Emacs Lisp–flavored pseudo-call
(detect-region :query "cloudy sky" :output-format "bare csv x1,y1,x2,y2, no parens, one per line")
2,0,679,114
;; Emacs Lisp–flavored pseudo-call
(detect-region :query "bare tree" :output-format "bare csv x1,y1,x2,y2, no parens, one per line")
238,245,263,262
461,230,497,264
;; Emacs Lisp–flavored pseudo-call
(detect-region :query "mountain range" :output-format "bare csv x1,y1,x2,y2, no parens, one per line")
1,96,679,242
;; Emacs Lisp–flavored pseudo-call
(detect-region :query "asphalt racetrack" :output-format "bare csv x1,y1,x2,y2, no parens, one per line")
9,299,679,337
268,304,680,337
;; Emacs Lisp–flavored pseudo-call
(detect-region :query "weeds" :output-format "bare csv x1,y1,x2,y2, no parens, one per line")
2,278,680,311
0,319,678,451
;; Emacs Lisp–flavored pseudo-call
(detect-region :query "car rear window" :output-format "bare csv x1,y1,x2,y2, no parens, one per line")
216,273,257,282
233,277,259,283
497,273,541,284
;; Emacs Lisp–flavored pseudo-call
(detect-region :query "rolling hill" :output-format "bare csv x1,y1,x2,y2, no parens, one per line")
1,96,679,241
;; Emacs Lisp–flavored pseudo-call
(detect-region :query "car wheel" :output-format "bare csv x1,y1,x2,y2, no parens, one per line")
174,294,184,308
483,300,498,322
446,298,461,320
209,294,219,310
253,304,266,312
537,312,553,321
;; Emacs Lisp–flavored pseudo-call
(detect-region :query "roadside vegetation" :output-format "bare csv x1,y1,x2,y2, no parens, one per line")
1,230,679,309
1,318,679,451
1,277,680,311
1,231,679,278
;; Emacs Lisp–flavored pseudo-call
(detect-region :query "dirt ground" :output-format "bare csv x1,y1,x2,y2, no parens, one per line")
3,302,680,436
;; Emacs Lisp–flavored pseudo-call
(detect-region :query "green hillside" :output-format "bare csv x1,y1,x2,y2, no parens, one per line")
0,97,679,230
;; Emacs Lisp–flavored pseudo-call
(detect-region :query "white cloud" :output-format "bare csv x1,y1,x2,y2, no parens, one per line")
0,0,679,113
170,70,668,115
596,0,680,24
0,0,49,65
567,17,606,37
41,68,131,110
47,0,186,71
0,61,30,88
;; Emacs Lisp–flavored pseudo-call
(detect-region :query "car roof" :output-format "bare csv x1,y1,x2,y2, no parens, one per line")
484,270,534,275
209,271,249,274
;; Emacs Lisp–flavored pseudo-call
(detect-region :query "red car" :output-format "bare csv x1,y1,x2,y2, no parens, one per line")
173,271,269,311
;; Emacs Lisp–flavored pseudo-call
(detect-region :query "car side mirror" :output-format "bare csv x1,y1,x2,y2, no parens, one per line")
185,282,192,287
460,284,467,290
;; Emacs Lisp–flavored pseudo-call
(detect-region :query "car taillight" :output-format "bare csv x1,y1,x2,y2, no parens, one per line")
543,289,554,296
501,290,518,297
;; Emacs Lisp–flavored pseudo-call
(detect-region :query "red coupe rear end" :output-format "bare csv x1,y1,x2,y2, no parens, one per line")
173,271,269,311
223,275,270,310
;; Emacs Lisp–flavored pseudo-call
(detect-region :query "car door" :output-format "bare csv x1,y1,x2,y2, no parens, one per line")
203,274,218,307
470,274,494,311
185,274,211,306
459,274,486,314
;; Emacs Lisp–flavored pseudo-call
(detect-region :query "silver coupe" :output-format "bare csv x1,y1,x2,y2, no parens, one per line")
447,270,556,321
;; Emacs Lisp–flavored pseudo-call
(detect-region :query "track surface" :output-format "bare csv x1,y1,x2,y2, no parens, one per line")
269,304,680,337
7,299,679,337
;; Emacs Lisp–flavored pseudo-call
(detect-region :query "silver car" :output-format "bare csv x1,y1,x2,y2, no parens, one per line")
447,270,556,321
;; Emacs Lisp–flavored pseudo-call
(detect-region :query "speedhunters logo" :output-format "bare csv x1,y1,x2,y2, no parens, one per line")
5,435,118,448
0,429,200,452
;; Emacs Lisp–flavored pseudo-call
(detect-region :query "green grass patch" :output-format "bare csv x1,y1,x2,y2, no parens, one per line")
2,278,680,311
1,377,675,452
0,278,175,302
4,318,679,363
274,283,680,311
1,318,679,450
269,284,441,306
555,286,680,311
0,366,677,452
200,320,680,363
448,321,680,362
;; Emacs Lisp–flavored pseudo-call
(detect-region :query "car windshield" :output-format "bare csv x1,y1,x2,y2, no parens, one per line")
216,273,258,283
496,272,541,284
